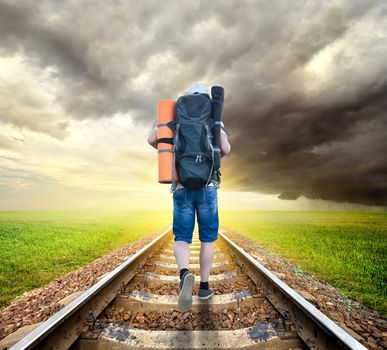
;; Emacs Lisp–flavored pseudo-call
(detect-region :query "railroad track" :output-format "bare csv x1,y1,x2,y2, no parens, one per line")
8,226,367,350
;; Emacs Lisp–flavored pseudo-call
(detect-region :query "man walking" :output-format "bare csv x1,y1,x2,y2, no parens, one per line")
148,82,231,311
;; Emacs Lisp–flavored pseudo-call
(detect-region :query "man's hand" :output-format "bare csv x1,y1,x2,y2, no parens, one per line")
147,128,158,149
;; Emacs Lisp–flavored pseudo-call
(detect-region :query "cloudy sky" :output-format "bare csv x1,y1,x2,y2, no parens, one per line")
0,0,386,211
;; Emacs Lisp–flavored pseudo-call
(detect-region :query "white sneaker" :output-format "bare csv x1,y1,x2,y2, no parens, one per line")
178,271,195,311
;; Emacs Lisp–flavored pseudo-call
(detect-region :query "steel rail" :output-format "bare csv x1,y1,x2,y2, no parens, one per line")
218,229,367,350
8,225,173,350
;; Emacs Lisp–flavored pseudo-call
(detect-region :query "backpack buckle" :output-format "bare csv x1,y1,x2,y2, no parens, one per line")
167,120,177,132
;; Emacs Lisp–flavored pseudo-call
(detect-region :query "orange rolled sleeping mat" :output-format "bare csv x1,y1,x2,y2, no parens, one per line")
157,100,179,184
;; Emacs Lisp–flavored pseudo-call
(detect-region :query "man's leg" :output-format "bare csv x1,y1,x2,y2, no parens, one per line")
174,240,190,271
197,186,219,298
199,242,214,283
172,188,195,311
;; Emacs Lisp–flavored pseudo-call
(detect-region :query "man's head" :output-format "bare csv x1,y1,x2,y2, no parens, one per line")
187,82,210,96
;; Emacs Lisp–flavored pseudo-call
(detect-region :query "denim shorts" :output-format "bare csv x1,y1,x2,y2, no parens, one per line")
172,186,219,244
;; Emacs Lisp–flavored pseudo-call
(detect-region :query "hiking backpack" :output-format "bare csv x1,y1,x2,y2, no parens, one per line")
167,93,221,190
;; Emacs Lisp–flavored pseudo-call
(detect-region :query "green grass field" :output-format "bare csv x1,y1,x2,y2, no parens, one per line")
0,210,385,316
219,210,387,315
0,210,171,308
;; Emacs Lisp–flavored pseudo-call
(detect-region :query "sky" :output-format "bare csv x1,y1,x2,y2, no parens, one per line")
0,0,386,211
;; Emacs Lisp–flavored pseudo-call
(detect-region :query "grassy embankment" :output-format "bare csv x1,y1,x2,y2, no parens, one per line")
219,210,387,315
0,210,171,308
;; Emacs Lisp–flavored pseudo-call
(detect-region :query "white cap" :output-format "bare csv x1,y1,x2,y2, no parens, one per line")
188,82,210,95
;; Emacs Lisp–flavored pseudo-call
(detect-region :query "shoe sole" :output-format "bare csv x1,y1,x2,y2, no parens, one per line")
198,291,214,300
178,273,195,311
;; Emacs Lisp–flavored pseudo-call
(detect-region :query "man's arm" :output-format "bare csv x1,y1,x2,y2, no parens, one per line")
220,131,231,157
220,122,231,157
147,127,158,149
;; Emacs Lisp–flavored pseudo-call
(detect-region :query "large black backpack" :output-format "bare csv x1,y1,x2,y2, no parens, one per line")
168,93,219,190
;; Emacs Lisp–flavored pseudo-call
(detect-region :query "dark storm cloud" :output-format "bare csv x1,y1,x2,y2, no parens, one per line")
0,0,386,206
